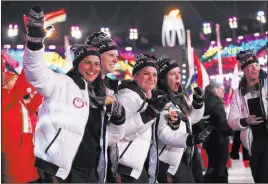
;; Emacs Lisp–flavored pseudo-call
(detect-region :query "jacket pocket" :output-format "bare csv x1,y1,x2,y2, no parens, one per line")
45,128,62,153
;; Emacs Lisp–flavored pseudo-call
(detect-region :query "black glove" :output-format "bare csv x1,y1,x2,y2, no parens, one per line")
186,126,214,147
106,101,126,126
146,94,171,117
140,94,171,124
26,7,46,50
230,151,240,160
192,87,204,109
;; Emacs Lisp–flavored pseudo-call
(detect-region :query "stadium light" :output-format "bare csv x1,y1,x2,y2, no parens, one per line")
100,27,111,37
71,26,82,39
203,22,212,35
7,24,18,37
256,11,266,33
129,28,138,40
229,16,238,29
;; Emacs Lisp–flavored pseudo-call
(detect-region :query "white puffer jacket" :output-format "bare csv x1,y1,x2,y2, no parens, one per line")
228,77,268,155
110,85,158,181
158,99,204,176
23,46,125,180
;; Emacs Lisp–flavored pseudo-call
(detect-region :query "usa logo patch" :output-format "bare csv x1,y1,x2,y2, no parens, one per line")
73,98,84,108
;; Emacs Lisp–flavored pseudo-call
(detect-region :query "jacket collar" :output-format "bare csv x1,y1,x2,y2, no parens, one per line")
66,68,93,90
118,80,146,100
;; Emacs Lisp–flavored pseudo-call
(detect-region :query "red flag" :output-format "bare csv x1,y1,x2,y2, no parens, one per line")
193,52,210,89
23,9,66,28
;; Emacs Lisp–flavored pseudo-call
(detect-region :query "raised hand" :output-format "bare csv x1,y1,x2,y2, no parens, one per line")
26,7,46,50
192,86,204,109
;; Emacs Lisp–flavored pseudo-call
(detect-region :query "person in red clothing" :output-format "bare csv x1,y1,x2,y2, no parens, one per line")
2,68,43,183
23,91,40,136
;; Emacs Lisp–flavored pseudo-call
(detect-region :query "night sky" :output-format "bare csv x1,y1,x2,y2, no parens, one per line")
1,1,267,49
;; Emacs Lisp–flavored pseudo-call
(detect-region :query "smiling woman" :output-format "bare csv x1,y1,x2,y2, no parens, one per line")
77,55,100,83
134,66,158,99
23,6,126,183
108,53,172,183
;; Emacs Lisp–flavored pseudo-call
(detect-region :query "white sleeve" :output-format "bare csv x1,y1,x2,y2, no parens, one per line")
117,90,155,141
23,46,65,98
190,104,205,125
228,91,247,131
107,124,125,146
157,112,188,148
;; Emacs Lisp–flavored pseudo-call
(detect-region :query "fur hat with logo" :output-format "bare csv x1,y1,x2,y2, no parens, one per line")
70,44,101,68
157,55,179,79
84,32,118,54
132,53,158,76
236,50,259,70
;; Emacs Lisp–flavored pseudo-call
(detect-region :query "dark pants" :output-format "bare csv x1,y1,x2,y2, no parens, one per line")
115,168,149,183
204,136,229,183
28,178,42,183
43,167,98,183
157,155,195,183
231,131,250,160
250,140,268,183
192,146,204,183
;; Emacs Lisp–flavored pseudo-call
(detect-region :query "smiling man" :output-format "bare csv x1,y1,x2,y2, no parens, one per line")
228,50,268,183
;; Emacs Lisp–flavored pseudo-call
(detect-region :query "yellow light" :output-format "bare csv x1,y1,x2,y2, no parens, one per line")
46,30,53,37
168,9,180,17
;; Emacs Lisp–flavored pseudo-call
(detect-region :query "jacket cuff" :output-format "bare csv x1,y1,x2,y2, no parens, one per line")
239,118,248,127
192,101,203,109
27,41,43,51
110,116,125,126
140,108,156,124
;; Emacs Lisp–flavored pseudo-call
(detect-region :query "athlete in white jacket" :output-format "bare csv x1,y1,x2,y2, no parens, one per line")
84,31,121,96
228,50,268,183
155,55,212,183
84,32,122,183
110,53,171,183
23,7,126,182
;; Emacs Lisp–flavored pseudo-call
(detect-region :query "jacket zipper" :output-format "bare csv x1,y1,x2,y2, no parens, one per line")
117,100,146,160
259,80,268,130
45,128,62,153
159,145,167,156
71,81,89,163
